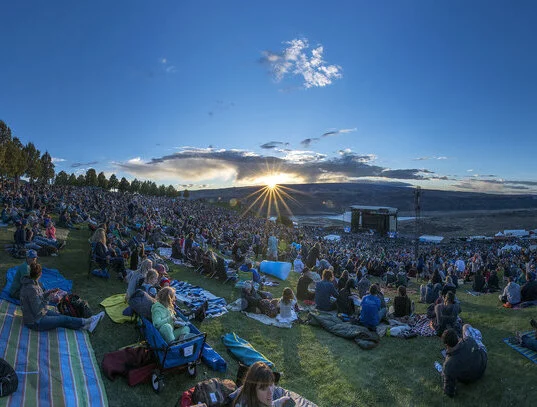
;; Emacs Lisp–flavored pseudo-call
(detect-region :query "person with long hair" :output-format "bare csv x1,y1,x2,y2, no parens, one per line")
151,287,190,343
276,287,297,322
232,362,291,407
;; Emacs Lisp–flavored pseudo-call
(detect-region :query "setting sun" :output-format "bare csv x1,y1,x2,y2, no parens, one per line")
255,172,298,189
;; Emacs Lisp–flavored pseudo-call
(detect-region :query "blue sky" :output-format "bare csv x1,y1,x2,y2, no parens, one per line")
1,0,536,193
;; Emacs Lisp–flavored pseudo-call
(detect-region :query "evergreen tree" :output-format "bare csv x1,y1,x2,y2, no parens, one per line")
39,151,55,185
76,174,85,186
108,174,119,190
5,137,27,186
54,170,69,185
158,184,166,196
24,142,42,184
130,178,141,193
68,173,77,185
0,120,13,180
97,172,108,189
85,168,97,186
183,189,190,199
118,177,130,192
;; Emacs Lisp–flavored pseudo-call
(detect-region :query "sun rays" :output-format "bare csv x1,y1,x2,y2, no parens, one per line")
241,178,305,219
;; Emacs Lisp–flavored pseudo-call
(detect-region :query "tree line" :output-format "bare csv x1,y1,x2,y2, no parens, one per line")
0,120,189,198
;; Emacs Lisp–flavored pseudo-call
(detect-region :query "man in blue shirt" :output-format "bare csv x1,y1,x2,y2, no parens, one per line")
360,284,385,329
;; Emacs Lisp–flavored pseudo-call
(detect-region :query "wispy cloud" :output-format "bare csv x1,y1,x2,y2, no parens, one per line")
261,38,342,89
51,157,66,163
260,141,290,150
71,161,98,168
160,57,177,74
301,127,356,147
413,155,448,161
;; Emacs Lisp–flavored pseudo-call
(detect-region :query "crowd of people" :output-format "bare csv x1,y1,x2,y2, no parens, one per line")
2,180,537,401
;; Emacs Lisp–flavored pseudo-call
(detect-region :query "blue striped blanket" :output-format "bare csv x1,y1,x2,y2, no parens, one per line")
0,300,108,407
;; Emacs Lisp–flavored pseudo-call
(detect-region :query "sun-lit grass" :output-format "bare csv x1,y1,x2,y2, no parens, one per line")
1,226,536,406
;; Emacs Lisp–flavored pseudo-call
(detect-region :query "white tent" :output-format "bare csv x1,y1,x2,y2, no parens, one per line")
323,234,341,241
501,244,522,253
419,235,444,243
503,230,529,237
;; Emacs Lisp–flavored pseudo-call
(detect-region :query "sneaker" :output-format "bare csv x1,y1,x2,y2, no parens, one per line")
88,312,105,333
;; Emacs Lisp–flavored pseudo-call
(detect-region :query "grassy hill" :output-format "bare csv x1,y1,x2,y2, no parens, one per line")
1,225,536,407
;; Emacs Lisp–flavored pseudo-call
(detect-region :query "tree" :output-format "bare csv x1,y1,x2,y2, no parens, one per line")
108,174,119,190
85,168,97,186
130,178,141,193
0,120,13,181
5,137,27,186
165,184,177,197
158,184,166,196
39,151,55,185
149,181,158,196
76,174,85,186
68,173,77,185
97,172,108,189
118,177,130,192
183,189,190,199
24,142,42,184
140,180,151,195
54,170,69,186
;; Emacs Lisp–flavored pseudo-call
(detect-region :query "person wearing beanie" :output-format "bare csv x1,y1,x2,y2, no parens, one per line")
9,249,38,300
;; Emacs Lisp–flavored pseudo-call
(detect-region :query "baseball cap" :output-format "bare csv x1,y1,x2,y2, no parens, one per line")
27,249,38,259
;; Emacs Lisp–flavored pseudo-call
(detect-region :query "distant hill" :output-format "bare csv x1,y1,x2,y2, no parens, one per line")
191,182,537,216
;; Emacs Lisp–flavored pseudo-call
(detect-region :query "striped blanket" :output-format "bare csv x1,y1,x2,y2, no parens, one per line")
0,300,108,407
503,331,537,364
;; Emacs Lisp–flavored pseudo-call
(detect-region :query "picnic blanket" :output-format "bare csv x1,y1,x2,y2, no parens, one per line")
242,311,296,329
222,332,274,368
503,331,537,364
158,247,172,259
408,314,437,337
100,294,133,324
170,280,227,318
0,267,73,305
0,300,108,407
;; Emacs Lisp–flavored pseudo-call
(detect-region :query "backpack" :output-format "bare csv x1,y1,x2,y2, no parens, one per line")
57,294,92,318
0,358,18,398
258,299,278,318
191,378,237,407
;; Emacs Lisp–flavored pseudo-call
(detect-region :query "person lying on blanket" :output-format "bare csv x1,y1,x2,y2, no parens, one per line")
511,318,537,352
232,361,292,407
9,249,38,300
20,263,105,332
151,287,192,343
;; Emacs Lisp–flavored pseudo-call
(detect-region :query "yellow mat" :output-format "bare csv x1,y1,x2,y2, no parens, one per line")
100,294,134,324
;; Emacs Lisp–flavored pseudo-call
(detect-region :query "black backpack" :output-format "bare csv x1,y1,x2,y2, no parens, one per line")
0,358,18,398
57,294,92,318
192,378,237,407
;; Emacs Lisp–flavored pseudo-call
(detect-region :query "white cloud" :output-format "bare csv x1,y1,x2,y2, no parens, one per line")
51,157,66,163
159,57,176,74
263,38,342,89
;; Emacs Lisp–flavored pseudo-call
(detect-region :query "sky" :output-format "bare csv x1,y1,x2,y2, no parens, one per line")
1,0,536,194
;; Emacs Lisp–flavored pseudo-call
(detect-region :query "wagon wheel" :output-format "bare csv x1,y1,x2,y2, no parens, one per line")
151,369,164,393
187,362,197,378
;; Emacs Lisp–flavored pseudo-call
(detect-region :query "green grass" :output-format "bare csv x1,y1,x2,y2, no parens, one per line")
1,226,536,407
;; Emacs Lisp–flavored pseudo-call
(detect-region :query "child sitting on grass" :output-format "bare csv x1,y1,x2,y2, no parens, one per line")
276,287,297,323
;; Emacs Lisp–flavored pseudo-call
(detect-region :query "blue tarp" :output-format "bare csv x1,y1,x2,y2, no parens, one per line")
0,266,73,305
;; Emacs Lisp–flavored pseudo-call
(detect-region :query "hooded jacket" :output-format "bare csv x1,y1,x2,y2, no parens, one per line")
442,337,487,397
19,276,48,326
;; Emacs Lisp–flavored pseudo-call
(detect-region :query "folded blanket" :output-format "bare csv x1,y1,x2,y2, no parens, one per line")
100,294,133,324
1,267,73,305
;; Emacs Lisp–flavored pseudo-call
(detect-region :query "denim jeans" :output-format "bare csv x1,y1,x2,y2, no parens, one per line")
33,236,60,248
28,310,84,331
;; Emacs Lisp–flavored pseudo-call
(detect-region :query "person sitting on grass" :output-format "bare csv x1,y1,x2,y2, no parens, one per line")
359,284,386,330
487,269,500,292
433,291,461,336
315,269,338,311
9,249,39,300
276,287,297,323
440,326,487,398
336,278,357,315
232,361,291,407
441,276,457,297
393,285,413,318
356,274,371,299
472,269,487,293
151,287,191,344
520,273,537,302
499,276,521,306
20,263,104,332
296,268,315,301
